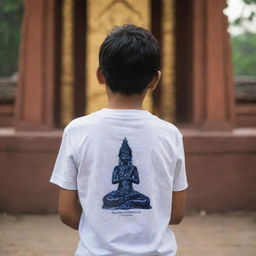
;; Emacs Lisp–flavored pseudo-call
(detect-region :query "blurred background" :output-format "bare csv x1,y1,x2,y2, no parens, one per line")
0,0,255,255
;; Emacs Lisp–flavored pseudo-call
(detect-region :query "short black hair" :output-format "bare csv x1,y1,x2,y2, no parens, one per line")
99,24,160,95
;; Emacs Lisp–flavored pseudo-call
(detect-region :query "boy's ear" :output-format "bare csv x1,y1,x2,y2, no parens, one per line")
149,70,161,91
96,67,105,84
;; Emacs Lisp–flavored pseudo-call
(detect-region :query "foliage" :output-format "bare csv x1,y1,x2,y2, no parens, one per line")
231,32,256,76
243,0,256,3
0,0,23,77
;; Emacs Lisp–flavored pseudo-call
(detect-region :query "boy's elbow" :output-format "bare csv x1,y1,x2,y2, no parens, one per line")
59,212,69,225
59,211,79,230
169,215,184,225
58,188,82,230
170,189,187,225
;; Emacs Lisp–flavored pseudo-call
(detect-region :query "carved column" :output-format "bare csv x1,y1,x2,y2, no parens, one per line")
15,0,62,130
175,0,235,130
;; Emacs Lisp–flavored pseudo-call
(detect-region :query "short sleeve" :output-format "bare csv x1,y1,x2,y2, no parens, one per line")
50,129,78,190
173,134,188,191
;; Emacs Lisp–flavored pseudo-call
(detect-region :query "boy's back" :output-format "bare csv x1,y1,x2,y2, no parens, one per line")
50,107,188,255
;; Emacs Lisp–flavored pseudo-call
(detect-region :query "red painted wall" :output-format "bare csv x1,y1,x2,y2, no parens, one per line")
0,130,255,213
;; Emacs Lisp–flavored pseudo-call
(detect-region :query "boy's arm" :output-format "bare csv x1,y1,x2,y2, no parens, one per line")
58,188,82,230
170,132,188,225
169,189,187,225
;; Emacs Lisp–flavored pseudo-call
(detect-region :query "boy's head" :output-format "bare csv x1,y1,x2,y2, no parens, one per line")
98,24,161,96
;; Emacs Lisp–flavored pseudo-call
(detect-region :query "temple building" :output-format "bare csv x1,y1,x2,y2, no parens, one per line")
0,0,255,213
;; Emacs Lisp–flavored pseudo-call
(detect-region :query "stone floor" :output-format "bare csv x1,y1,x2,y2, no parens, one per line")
0,212,255,256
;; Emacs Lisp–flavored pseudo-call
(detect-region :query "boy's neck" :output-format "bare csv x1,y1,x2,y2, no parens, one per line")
105,86,147,110
105,101,143,110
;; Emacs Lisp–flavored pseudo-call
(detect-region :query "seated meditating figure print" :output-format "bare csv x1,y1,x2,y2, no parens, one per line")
102,137,152,210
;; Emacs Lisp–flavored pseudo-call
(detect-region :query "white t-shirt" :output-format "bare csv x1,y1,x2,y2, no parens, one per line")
50,108,188,256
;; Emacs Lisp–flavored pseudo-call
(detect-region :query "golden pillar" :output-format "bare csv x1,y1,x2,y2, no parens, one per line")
61,0,74,125
161,0,175,122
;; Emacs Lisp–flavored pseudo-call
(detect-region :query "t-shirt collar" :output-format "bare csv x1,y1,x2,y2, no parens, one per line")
95,107,152,119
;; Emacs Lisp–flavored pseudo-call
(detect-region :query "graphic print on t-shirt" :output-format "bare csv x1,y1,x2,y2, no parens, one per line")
102,137,152,210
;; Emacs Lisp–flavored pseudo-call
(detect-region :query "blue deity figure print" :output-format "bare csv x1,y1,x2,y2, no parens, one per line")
102,137,152,210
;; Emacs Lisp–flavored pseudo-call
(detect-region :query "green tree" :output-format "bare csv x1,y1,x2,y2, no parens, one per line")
231,32,256,76
229,0,256,76
0,0,23,77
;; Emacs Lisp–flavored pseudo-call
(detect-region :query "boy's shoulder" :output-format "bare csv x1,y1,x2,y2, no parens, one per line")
63,113,97,134
150,114,183,137
63,111,183,139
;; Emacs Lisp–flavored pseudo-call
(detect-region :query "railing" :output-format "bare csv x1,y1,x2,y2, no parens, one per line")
0,73,17,104
1,74,256,105
235,76,256,103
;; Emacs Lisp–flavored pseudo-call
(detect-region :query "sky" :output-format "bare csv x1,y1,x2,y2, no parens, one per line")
225,0,244,20
224,0,256,35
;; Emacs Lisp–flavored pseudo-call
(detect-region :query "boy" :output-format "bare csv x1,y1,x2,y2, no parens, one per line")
50,24,188,256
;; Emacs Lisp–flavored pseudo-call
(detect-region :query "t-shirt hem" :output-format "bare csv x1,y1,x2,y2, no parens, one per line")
50,174,78,190
173,183,188,192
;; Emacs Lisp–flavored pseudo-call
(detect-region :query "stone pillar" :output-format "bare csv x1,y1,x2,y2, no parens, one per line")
175,0,235,130
151,0,175,122
73,0,86,118
15,0,62,130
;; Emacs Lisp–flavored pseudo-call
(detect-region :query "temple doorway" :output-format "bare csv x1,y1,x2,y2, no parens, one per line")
60,0,176,126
